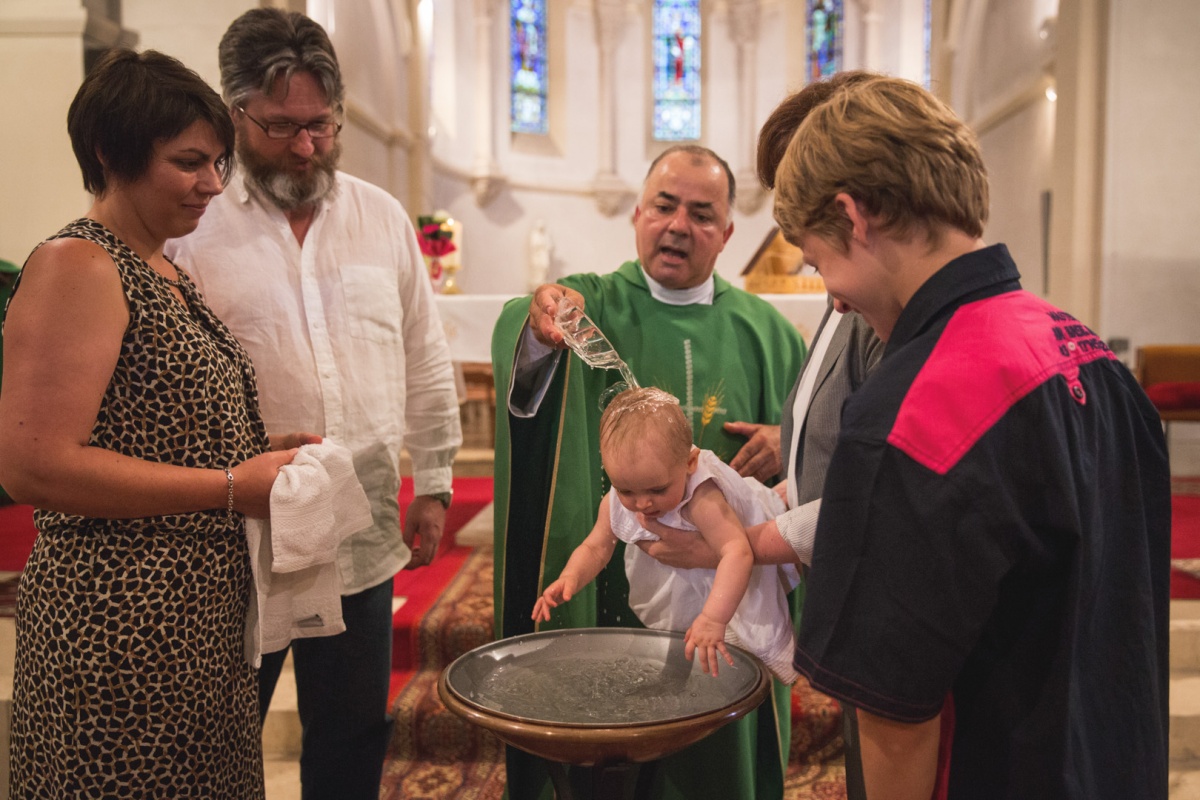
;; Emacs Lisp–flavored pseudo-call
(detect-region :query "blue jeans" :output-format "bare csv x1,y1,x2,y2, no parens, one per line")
259,576,396,800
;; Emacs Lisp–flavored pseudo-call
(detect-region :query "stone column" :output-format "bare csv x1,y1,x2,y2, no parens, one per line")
471,0,505,206
0,1,89,263
861,0,883,71
728,0,764,214
592,0,635,216
1047,0,1104,325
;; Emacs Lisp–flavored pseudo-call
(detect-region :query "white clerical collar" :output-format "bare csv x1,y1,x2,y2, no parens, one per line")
641,266,715,306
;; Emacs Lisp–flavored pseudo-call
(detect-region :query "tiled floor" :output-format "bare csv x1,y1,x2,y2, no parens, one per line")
262,650,302,799
264,755,301,799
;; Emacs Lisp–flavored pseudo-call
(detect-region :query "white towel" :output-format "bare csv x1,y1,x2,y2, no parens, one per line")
244,441,374,668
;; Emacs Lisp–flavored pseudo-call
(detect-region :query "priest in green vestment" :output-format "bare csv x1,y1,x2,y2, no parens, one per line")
491,146,808,800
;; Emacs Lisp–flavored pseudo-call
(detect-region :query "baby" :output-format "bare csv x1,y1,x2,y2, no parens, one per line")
533,387,798,682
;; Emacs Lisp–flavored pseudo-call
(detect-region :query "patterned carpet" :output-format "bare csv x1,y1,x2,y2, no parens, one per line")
381,547,504,800
379,546,848,799
785,679,846,797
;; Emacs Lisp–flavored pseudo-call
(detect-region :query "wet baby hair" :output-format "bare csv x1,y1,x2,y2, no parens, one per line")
599,387,693,465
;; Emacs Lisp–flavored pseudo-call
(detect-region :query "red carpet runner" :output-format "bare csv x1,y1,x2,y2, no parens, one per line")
1171,478,1200,598
0,503,35,573
384,477,502,798
392,476,494,681
0,477,496,617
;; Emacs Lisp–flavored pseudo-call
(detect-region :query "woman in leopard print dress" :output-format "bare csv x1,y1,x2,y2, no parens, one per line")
0,50,316,798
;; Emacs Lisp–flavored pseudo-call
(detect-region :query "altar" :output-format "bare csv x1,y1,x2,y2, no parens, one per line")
433,293,828,364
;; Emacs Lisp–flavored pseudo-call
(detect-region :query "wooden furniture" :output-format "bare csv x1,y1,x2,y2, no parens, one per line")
1135,345,1200,442
460,362,496,452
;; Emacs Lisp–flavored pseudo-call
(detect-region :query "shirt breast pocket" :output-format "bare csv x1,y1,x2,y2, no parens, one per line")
341,265,402,344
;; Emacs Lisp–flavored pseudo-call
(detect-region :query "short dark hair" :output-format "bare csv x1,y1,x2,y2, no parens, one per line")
67,48,235,195
646,145,736,208
756,71,874,191
218,8,344,114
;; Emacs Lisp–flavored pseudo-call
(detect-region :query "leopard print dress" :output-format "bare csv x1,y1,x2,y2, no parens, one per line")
8,219,270,799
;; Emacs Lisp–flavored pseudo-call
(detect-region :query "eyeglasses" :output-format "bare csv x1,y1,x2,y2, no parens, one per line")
236,106,342,140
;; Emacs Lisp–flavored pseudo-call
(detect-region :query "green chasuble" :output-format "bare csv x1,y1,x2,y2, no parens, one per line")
491,262,807,800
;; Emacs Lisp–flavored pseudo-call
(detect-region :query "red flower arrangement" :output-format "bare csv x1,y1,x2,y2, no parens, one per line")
417,214,458,258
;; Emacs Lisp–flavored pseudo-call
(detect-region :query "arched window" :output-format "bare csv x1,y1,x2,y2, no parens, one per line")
511,0,548,134
807,0,843,82
652,0,701,142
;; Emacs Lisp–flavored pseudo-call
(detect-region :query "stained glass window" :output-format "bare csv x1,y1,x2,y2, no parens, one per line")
924,0,933,88
807,0,843,83
511,0,548,134
652,0,701,141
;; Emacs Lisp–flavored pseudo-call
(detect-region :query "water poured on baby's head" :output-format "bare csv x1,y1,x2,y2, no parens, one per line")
599,387,693,467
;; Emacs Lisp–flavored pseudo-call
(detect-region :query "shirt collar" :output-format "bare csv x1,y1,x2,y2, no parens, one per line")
887,243,1022,353
639,265,716,305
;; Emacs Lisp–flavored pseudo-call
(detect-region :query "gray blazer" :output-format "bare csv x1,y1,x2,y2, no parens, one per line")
780,301,884,504
780,300,883,800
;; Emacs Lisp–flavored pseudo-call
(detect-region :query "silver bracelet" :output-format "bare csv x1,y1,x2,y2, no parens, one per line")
223,468,235,520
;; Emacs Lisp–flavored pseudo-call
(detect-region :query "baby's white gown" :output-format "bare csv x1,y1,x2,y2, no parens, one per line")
609,450,800,684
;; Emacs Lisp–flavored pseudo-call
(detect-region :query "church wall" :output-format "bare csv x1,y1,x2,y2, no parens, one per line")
1100,0,1200,467
945,0,1058,305
0,1,90,266
500,4,601,184
976,99,1055,295
123,0,255,92
11,1,1194,364
425,0,792,296
325,0,410,124
968,0,1053,117
0,0,969,296
424,0,946,298
340,125,401,203
1099,0,1200,349
322,0,418,208
699,9,740,173
943,0,1198,352
872,0,931,81
427,1,639,295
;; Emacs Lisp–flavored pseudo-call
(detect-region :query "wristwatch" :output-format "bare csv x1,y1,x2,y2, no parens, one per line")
428,491,453,509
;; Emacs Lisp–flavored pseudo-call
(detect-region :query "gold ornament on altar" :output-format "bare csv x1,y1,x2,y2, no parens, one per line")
741,227,825,294
418,211,463,294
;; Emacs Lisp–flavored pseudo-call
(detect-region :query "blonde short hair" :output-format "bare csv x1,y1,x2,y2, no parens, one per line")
774,75,988,251
599,387,692,465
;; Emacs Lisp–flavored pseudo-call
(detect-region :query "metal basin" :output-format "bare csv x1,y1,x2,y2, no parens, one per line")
438,627,770,766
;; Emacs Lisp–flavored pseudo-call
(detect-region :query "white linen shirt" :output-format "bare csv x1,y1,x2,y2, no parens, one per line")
167,171,461,593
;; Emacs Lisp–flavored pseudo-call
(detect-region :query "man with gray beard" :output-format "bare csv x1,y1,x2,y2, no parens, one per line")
166,9,461,798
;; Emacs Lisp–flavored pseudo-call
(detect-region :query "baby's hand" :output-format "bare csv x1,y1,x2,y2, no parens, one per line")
684,612,735,678
531,576,576,622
